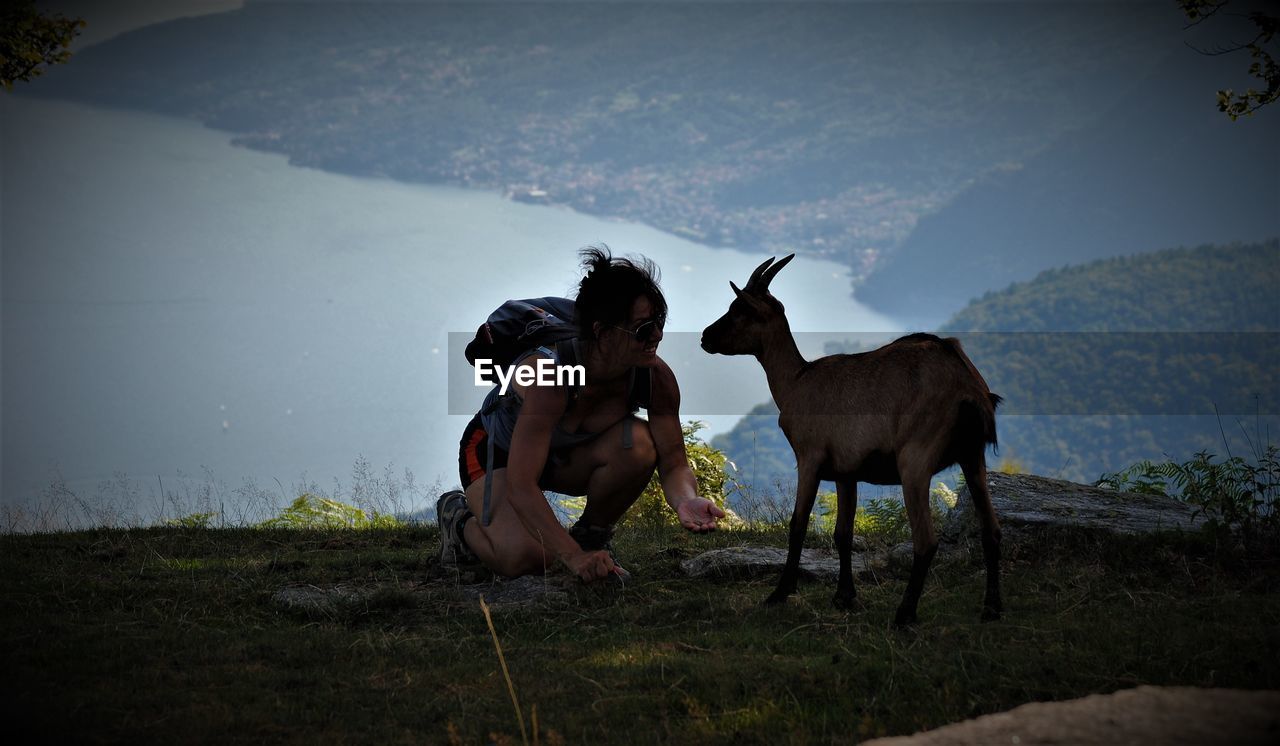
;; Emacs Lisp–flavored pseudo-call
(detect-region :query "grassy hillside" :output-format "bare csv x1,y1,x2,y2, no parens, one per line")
3,523,1277,743
713,240,1280,487
32,1,1186,285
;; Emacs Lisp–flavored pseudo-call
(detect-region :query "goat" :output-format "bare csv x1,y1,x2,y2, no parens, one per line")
701,255,1003,625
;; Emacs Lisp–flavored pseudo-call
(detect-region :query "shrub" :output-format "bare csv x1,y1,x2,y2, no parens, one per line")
816,482,957,543
163,512,217,529
1097,445,1279,544
996,457,1025,474
258,494,402,530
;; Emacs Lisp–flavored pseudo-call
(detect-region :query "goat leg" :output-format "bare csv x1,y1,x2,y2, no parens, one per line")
764,467,820,606
832,479,861,610
894,473,938,626
962,459,1003,621
893,543,937,626
980,532,1002,621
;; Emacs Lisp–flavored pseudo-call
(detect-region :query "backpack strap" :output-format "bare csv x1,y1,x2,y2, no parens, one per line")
482,433,496,526
619,366,654,450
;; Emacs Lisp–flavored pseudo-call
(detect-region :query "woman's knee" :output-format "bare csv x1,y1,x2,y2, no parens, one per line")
478,528,549,577
617,416,658,475
494,543,548,577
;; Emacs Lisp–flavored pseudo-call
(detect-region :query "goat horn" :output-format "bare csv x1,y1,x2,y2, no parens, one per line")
745,256,776,292
759,253,796,290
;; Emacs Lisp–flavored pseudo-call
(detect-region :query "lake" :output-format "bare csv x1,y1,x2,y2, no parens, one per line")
1,96,899,524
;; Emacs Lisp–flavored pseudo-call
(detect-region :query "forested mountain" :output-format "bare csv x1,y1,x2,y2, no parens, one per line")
30,0,1219,307
712,240,1280,491
945,241,1280,333
855,48,1279,321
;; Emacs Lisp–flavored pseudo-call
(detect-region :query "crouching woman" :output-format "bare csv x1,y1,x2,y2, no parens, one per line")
437,247,725,582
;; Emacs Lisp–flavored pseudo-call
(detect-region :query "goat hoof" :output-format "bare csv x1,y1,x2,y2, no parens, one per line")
893,609,918,627
981,606,1002,622
762,590,791,607
831,592,862,611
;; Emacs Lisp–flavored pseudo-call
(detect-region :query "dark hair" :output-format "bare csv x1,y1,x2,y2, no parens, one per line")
574,245,667,341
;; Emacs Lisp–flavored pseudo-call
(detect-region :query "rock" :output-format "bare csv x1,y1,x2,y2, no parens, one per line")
680,545,882,582
434,560,622,607
863,685,1280,746
271,583,377,616
273,572,595,614
455,574,577,607
888,541,915,570
945,472,1207,539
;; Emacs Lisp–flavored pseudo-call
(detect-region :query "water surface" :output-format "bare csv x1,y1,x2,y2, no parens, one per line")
2,97,898,519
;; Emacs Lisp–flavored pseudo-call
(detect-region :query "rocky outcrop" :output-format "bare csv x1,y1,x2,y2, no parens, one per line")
863,686,1280,746
681,473,1207,579
946,472,1207,538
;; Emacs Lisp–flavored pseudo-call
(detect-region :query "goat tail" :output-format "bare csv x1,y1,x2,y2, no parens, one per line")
986,393,1002,450
958,394,1001,455
941,336,1001,451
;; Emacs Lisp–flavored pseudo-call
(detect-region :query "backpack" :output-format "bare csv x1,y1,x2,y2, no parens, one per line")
463,296,652,409
464,296,580,369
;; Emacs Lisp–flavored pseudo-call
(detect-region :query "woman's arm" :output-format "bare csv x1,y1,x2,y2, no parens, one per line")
506,370,616,579
648,357,725,532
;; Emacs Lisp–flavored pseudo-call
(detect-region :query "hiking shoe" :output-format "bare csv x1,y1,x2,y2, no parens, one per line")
436,490,478,565
569,520,630,580
568,520,614,551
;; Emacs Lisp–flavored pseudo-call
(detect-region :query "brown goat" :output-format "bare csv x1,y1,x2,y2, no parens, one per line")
701,255,1003,624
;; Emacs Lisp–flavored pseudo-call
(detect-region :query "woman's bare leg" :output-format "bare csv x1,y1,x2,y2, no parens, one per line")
545,415,658,527
462,468,552,577
459,416,658,577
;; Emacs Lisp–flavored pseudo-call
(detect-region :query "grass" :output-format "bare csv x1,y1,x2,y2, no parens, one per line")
2,523,1277,744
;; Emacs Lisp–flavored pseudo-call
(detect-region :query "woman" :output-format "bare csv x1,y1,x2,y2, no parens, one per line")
438,247,725,582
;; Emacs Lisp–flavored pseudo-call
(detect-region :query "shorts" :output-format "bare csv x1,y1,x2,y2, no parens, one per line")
458,413,502,489
458,413,562,490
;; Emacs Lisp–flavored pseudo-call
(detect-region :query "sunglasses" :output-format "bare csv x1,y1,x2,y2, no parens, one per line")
609,318,664,344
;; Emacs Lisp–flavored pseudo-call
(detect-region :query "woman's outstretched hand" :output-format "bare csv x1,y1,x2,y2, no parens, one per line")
677,496,725,533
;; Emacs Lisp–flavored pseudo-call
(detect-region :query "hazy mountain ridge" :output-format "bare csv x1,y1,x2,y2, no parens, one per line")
855,46,1280,320
712,239,1280,488
33,1,1179,287
945,241,1280,333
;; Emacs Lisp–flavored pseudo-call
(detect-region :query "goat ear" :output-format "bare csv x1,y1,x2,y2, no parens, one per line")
731,282,771,313
759,253,795,291
745,256,776,292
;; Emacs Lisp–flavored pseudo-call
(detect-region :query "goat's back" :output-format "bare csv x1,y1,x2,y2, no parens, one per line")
781,334,999,470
